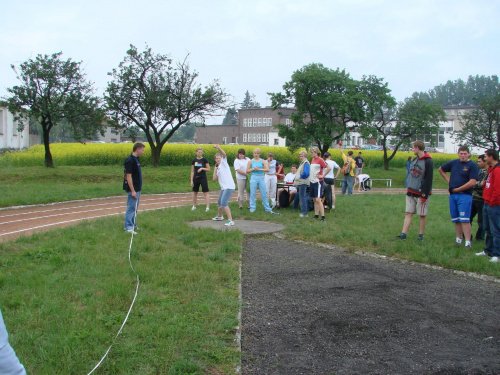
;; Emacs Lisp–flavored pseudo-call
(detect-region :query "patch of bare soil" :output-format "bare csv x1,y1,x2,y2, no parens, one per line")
241,238,500,375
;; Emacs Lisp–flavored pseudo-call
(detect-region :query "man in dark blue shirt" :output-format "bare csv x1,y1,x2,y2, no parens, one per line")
439,145,479,247
123,142,145,234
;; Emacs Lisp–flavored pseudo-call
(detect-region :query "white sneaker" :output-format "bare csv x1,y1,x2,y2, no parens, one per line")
224,220,234,226
299,213,309,218
125,228,138,235
332,205,335,209
490,256,499,263
475,251,487,256
205,207,210,212
212,216,224,221
191,206,196,211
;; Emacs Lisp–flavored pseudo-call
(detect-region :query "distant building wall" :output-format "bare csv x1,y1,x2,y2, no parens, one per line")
195,125,239,144
0,106,31,149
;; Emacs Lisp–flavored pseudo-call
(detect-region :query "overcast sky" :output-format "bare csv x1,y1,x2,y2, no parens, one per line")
1,0,498,123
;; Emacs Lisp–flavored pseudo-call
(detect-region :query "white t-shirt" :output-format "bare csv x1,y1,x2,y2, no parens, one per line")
357,174,370,182
324,160,339,179
217,157,236,190
234,157,250,180
284,172,295,184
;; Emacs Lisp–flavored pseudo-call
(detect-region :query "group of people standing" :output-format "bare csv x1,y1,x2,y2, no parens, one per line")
392,141,499,263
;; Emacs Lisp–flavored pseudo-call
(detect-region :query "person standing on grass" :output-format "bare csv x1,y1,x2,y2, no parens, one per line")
340,148,356,195
294,150,310,217
354,152,364,175
277,165,298,208
123,142,145,234
309,146,331,222
246,148,280,215
471,154,487,241
233,148,250,210
190,147,210,212
211,145,236,226
265,152,278,209
0,308,26,375
476,149,500,263
439,145,479,248
322,152,340,210
392,140,433,241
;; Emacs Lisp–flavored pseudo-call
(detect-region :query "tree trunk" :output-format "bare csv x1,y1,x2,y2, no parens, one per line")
150,144,164,167
42,127,54,168
383,150,389,170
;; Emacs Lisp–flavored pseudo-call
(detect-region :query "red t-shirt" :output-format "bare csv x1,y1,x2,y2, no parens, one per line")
483,165,500,206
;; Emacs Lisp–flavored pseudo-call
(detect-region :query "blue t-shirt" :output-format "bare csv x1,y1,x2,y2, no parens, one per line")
440,159,479,194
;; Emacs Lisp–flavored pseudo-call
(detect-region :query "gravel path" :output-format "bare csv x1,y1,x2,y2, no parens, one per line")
241,238,500,375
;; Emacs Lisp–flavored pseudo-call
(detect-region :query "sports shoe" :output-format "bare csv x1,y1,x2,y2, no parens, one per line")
320,218,326,222
490,256,499,263
239,206,243,210
391,234,406,241
125,228,138,235
212,216,224,221
331,205,335,209
299,213,309,218
191,206,196,211
475,251,487,256
465,243,472,249
224,220,234,226
205,207,210,212
417,234,423,241
270,211,280,215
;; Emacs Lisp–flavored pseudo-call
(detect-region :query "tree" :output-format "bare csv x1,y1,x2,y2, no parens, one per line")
168,122,198,142
413,75,500,106
454,95,500,151
240,90,261,109
222,107,238,125
270,64,391,155
105,45,228,167
5,52,105,167
358,95,445,169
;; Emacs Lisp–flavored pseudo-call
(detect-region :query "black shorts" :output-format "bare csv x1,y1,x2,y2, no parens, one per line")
193,177,209,192
323,177,335,186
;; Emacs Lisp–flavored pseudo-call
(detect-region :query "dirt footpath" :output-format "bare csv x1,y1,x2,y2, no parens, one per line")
241,238,500,375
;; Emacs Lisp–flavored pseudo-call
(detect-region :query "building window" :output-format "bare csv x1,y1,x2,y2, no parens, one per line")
274,138,279,146
263,118,267,127
252,134,257,142
257,134,261,142
268,118,272,127
243,119,247,127
258,118,262,127
262,133,267,143
253,118,257,127
235,137,238,144
222,137,227,144
243,134,247,142
285,119,292,127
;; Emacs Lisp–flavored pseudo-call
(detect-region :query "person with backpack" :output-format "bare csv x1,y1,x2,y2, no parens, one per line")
340,147,356,195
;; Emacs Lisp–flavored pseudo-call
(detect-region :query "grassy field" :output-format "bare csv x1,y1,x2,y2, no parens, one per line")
1,165,498,374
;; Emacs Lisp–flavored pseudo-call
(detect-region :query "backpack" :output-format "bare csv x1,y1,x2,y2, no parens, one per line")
342,160,351,175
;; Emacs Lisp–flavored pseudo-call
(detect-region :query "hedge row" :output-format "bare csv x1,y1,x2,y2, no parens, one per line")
0,143,460,168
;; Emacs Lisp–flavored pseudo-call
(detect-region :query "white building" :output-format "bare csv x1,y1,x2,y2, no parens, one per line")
0,106,31,150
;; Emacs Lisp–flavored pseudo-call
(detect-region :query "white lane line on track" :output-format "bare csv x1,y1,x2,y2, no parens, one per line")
0,196,194,220
0,198,193,225
0,205,187,237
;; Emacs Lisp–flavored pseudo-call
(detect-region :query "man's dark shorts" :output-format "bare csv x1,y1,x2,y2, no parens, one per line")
193,177,209,193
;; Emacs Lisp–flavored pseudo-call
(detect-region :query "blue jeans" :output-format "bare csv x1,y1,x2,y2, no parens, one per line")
249,175,271,212
342,175,354,195
0,309,26,375
482,204,500,257
124,191,141,230
298,184,308,215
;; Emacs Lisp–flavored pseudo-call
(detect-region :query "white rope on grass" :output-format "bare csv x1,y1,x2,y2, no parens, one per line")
87,198,140,375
